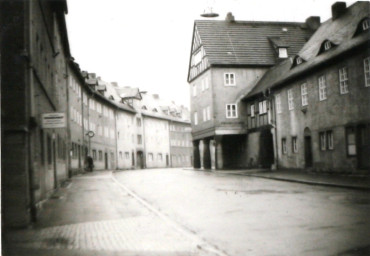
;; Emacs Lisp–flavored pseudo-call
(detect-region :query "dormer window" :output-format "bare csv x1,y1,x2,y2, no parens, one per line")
296,57,303,65
141,105,147,110
279,48,288,58
152,108,158,112
324,41,332,50
362,19,369,30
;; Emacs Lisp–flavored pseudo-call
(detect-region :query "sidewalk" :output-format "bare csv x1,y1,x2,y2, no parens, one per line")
2,171,216,256
215,169,370,191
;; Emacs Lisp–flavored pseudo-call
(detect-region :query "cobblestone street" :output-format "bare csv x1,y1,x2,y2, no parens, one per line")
3,171,217,256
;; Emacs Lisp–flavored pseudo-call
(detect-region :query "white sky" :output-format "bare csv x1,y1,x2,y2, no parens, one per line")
66,0,355,108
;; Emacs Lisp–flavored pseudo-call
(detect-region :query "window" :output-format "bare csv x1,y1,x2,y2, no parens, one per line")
206,106,211,121
203,108,207,122
194,112,198,125
137,134,142,145
158,153,163,161
287,89,294,110
201,79,205,91
125,152,130,159
99,150,103,161
226,104,237,118
301,83,308,106
251,104,255,117
346,127,356,156
318,75,327,101
296,57,303,65
364,57,370,87
292,137,298,153
193,84,197,96
327,131,334,150
259,100,267,114
319,132,326,151
148,153,153,161
136,118,142,127
89,99,95,110
92,149,97,160
224,73,235,86
279,48,288,58
119,151,123,159
362,19,369,30
205,77,209,89
339,67,349,94
282,138,287,154
275,94,282,114
324,41,331,50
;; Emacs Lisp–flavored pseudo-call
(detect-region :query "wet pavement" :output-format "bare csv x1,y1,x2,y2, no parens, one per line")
2,171,217,256
3,168,370,256
113,168,370,256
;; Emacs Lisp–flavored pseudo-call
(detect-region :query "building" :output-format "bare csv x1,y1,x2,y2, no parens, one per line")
1,0,70,227
241,1,370,173
187,13,318,169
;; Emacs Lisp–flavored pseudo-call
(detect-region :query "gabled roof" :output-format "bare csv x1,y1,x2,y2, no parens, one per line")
194,20,314,66
240,1,370,101
299,1,370,60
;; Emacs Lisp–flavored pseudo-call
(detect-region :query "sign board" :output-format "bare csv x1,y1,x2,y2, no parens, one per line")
42,113,66,128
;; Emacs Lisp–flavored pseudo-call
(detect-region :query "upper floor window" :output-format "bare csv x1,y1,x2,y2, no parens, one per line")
279,48,288,58
259,100,267,114
339,67,349,94
250,104,255,117
362,19,369,31
137,134,142,145
318,75,327,101
194,112,198,125
275,94,282,114
364,57,370,87
324,41,332,51
226,104,237,118
206,106,211,121
224,73,235,86
193,84,197,96
282,138,287,154
205,77,209,90
301,83,308,106
296,57,303,65
287,89,294,110
136,117,142,127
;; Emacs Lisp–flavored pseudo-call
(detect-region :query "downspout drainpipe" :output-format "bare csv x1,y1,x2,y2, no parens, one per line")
272,95,279,170
27,0,37,222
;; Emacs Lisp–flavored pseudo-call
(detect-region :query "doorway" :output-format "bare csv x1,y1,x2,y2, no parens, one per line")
105,152,108,169
358,124,370,170
304,128,313,168
136,151,144,169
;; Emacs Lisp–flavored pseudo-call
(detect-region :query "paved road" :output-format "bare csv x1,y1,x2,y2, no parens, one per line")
113,168,370,256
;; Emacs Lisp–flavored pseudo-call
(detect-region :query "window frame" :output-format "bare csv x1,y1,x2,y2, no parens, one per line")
282,138,287,155
194,112,198,125
364,57,370,87
287,89,294,110
275,94,282,114
278,48,288,58
346,127,357,156
362,19,369,31
224,73,236,86
339,67,349,94
318,75,327,101
250,104,255,117
301,83,308,106
226,104,238,118
292,136,298,153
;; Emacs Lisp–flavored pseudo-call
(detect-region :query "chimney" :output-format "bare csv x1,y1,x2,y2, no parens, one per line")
111,82,118,87
225,12,235,22
305,16,321,30
331,2,347,20
152,94,159,99
89,73,96,79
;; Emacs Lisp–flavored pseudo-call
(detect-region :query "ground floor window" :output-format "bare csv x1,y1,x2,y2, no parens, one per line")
292,137,298,153
98,150,103,161
92,149,97,160
346,127,357,156
282,138,287,154
319,130,334,151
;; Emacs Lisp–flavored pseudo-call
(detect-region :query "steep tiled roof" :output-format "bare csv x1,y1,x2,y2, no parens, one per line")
195,20,314,66
240,1,370,101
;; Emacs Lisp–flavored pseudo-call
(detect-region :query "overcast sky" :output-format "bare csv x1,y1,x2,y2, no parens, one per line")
66,0,355,108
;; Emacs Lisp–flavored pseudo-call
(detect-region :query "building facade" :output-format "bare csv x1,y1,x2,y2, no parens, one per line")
1,0,70,227
188,14,317,169
241,2,370,173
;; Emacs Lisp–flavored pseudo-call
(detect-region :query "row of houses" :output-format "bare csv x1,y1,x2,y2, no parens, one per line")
188,1,370,173
1,0,192,228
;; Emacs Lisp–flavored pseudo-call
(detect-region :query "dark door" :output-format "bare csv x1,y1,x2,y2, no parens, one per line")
136,151,144,169
166,154,169,167
358,124,370,170
304,136,313,168
105,152,108,169
259,130,274,168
